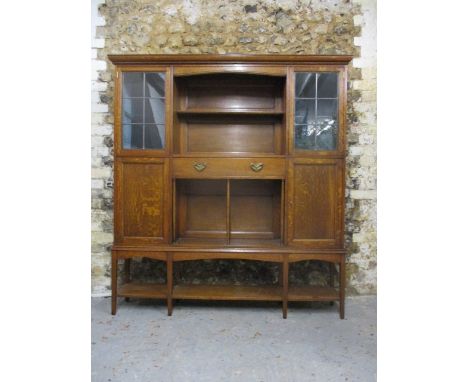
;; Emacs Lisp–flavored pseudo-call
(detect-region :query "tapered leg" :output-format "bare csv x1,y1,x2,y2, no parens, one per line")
167,254,173,317
279,263,283,287
174,263,181,284
329,262,335,306
339,256,346,319
111,251,118,315
174,262,181,303
124,259,131,302
282,255,289,319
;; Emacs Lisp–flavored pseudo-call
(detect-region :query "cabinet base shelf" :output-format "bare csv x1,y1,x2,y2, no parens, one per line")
173,284,282,301
116,283,339,302
117,283,167,299
288,286,339,301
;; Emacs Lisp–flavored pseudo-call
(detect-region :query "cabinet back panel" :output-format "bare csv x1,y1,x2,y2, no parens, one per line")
186,195,227,234
187,86,276,110
231,196,274,237
179,74,283,111
230,180,281,239
176,179,227,238
187,123,275,153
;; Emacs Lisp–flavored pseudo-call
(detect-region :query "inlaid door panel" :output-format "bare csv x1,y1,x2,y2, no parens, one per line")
114,158,170,244
287,158,344,248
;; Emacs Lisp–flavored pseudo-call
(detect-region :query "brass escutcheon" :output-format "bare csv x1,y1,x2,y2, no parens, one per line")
193,162,207,172
250,162,264,172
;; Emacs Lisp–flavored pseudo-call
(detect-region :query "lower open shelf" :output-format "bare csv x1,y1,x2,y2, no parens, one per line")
173,284,281,301
288,286,339,301
117,283,167,299
112,254,345,318
117,283,338,302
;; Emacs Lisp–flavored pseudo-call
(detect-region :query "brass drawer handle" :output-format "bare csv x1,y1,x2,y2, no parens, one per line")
250,162,264,172
193,162,207,172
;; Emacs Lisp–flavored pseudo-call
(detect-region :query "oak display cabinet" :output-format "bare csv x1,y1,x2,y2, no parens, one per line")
109,54,351,319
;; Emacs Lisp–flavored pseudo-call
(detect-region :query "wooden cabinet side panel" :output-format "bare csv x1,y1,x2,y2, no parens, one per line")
115,158,170,244
287,159,344,248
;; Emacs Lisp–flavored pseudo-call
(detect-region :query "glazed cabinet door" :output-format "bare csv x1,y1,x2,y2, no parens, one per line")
115,68,171,156
114,158,171,245
291,68,346,155
287,158,344,248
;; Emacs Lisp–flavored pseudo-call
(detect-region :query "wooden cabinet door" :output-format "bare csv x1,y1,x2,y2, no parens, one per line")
287,158,344,248
114,158,171,245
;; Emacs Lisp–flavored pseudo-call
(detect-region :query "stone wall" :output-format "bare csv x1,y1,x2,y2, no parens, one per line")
91,0,377,295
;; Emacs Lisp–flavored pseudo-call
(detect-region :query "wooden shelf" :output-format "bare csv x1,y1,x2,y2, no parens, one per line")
229,238,282,247
117,283,167,299
173,285,338,301
174,237,228,246
288,286,339,301
116,283,338,302
176,109,284,116
174,238,282,247
173,284,282,301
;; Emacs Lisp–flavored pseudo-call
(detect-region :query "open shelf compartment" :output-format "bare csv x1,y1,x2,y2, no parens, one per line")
173,284,282,301
173,73,286,155
174,179,284,246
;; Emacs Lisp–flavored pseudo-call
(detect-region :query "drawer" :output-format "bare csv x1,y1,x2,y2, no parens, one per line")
172,158,286,178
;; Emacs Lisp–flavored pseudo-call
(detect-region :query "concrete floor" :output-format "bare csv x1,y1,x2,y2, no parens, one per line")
92,296,376,382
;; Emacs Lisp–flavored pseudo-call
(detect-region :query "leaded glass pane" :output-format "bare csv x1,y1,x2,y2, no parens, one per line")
122,99,143,124
317,99,337,119
317,73,338,98
294,120,337,151
145,73,165,98
145,124,164,149
121,72,166,149
295,73,316,98
122,72,144,98
145,98,165,124
295,100,315,125
123,124,143,149
294,72,338,150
